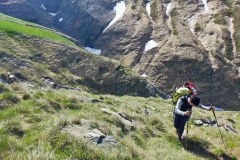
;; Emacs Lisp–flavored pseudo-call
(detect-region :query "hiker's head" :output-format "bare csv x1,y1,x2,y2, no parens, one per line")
188,95,200,106
183,81,189,87
183,81,193,88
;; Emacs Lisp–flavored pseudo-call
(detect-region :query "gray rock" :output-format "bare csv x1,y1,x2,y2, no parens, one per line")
225,124,237,133
194,120,203,125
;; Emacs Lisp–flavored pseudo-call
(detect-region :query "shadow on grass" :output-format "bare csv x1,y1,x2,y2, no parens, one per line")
181,137,235,160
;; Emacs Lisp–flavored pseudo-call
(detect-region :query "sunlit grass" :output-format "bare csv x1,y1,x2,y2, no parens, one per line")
0,20,74,46
0,82,239,159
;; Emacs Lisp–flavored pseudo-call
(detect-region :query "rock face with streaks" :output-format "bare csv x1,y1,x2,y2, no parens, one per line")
0,0,239,110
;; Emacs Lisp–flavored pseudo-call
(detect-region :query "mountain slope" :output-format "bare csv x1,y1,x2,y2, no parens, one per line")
0,14,160,98
0,0,239,110
0,81,239,159
0,13,239,160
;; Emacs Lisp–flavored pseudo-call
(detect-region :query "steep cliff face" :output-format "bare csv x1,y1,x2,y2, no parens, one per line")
137,0,240,110
0,0,54,27
96,0,240,110
0,0,239,110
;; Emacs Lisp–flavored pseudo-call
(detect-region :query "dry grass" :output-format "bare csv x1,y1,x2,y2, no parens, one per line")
0,82,239,159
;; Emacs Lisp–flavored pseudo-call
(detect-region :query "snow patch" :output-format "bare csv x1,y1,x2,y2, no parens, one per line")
141,73,147,78
49,13,57,17
166,3,171,17
202,0,209,11
229,18,236,55
84,47,101,55
144,40,158,51
103,1,126,33
59,18,63,22
146,2,152,19
41,4,46,10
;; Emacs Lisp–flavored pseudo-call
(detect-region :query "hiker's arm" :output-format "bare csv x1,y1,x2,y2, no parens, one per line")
175,99,185,116
198,104,214,110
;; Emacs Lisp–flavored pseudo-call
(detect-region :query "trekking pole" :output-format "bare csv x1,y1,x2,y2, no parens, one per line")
186,109,190,136
212,109,227,153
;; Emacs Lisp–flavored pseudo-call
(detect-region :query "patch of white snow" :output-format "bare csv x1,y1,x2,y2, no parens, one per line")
59,18,63,22
229,18,236,55
202,0,209,11
141,73,147,78
146,2,152,19
49,13,57,17
144,40,158,51
41,4,46,10
103,1,126,33
166,3,171,17
84,47,101,55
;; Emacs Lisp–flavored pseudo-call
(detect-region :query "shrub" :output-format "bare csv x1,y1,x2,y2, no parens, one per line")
194,23,202,32
5,121,24,137
2,92,20,103
22,93,31,100
0,84,9,93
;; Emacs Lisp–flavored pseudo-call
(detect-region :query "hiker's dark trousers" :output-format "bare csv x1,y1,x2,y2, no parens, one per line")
174,113,189,139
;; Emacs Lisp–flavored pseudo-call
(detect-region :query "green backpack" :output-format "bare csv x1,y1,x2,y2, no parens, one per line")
172,87,190,104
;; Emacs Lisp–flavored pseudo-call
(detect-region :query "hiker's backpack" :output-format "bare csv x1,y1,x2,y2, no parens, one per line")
172,87,190,104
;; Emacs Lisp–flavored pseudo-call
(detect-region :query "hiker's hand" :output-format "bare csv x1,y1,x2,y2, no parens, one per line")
185,110,191,116
209,106,214,111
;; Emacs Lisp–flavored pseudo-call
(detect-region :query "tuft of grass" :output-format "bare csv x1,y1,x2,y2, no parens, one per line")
22,93,31,100
49,132,106,159
0,132,10,153
131,133,145,148
5,120,25,137
1,91,20,104
0,83,9,93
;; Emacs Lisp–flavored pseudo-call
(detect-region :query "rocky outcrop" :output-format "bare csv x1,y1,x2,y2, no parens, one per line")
132,0,240,110
61,122,117,146
194,118,238,133
0,0,54,28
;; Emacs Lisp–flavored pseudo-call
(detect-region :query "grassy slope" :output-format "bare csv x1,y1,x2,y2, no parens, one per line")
0,13,239,159
0,83,239,159
0,13,75,46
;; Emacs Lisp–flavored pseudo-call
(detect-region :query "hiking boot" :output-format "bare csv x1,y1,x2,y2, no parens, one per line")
178,136,183,141
175,129,179,134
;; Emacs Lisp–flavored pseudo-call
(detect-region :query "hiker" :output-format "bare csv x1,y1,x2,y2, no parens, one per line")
174,95,214,141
